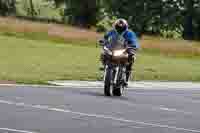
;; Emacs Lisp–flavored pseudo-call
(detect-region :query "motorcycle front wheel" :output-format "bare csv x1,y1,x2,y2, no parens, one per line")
112,68,125,96
113,86,124,96
104,67,113,96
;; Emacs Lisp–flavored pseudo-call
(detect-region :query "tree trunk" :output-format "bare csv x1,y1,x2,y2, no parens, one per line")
65,0,98,27
183,0,194,40
0,0,16,16
29,0,35,17
9,0,16,15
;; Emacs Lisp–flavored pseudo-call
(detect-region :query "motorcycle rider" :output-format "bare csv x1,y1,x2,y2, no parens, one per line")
100,18,140,86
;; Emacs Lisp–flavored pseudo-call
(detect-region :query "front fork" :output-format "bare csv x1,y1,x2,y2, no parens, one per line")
103,64,116,85
103,64,126,86
103,65,108,82
114,67,119,84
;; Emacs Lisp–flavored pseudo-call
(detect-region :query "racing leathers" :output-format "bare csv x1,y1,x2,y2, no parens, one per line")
101,29,139,84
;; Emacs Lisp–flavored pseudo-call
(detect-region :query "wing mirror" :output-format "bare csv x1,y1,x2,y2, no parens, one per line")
98,39,105,46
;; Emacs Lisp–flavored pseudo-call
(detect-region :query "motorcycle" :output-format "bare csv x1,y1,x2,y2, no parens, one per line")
99,40,135,96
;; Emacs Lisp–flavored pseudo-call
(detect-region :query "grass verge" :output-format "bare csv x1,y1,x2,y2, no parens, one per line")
1,16,200,58
0,35,200,84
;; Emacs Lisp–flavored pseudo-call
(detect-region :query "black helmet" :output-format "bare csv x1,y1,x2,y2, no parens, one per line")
114,19,128,34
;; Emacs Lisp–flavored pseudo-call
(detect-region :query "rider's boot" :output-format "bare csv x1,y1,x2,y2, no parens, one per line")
125,55,135,87
125,71,131,87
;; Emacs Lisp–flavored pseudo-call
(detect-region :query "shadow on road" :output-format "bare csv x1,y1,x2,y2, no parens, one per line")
77,90,130,101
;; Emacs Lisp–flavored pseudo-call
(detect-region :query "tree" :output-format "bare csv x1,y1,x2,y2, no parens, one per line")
0,0,16,16
184,0,200,39
29,0,35,17
22,0,40,18
52,0,100,27
183,0,195,40
106,0,185,38
194,0,200,39
106,0,163,35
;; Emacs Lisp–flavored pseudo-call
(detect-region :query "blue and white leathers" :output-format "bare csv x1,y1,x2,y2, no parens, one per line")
104,29,140,49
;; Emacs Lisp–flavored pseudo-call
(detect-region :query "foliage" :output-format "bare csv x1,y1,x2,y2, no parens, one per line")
17,0,62,21
0,0,16,16
160,28,183,39
52,0,101,27
20,0,40,17
96,15,117,32
1,0,200,39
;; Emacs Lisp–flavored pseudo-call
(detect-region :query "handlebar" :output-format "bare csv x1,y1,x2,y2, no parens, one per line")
98,39,108,46
99,39,137,52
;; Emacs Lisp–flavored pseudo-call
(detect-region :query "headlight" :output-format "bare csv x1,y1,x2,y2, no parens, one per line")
113,50,126,57
103,46,112,55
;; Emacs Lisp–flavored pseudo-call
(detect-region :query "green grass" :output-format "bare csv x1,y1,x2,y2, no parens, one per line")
135,52,200,81
0,35,200,84
0,35,100,84
1,16,200,58
0,30,96,48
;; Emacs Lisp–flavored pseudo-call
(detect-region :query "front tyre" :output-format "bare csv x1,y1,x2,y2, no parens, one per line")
104,67,113,96
112,68,125,96
113,86,124,96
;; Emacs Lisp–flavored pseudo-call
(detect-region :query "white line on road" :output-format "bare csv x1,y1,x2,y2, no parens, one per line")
0,99,200,132
0,128,38,133
49,81,200,90
159,107,193,114
1,81,200,91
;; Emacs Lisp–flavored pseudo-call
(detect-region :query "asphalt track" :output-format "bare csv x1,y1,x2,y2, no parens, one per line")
0,82,200,133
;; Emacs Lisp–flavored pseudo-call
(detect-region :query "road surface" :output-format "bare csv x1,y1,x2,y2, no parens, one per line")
0,82,200,133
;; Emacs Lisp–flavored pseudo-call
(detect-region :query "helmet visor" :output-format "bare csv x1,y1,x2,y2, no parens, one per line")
115,24,127,34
